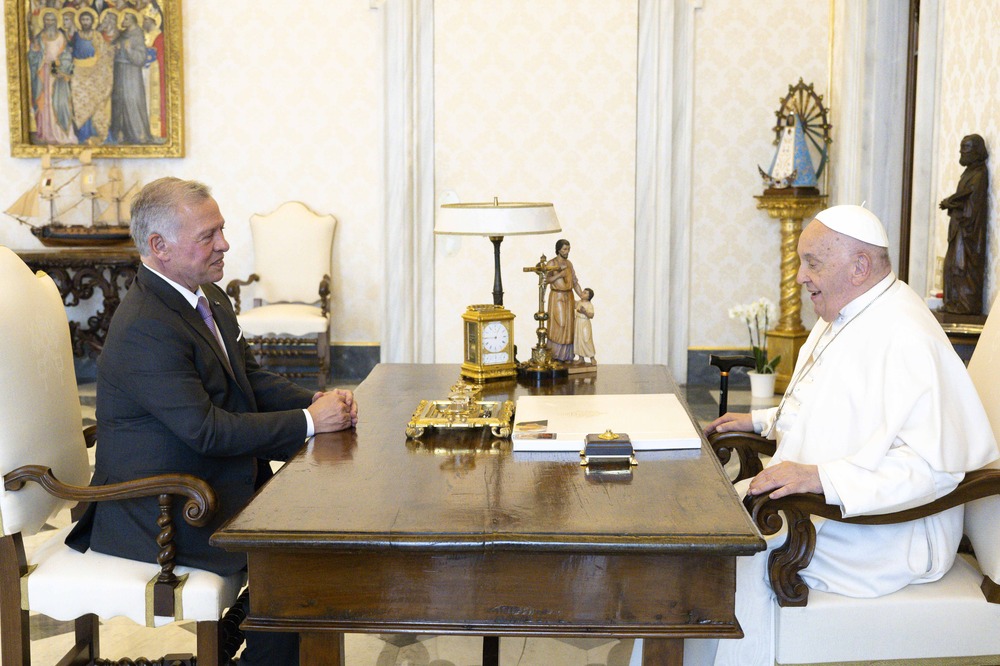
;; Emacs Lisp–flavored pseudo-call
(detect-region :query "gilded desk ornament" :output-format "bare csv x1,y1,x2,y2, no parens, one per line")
405,381,514,439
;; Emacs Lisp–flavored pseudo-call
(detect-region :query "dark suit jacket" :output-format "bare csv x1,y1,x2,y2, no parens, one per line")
67,266,314,575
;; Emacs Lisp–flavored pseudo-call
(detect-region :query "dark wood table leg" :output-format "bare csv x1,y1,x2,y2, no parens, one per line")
299,631,345,666
643,638,683,666
483,636,499,666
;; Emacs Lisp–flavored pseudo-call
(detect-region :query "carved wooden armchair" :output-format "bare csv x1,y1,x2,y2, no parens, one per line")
226,201,336,388
0,247,246,666
720,304,1000,665
711,430,776,483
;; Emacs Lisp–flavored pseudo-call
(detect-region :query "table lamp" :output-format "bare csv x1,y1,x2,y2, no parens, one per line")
435,197,561,382
435,197,561,306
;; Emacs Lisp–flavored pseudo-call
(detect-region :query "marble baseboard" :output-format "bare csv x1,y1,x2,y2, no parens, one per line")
330,343,380,380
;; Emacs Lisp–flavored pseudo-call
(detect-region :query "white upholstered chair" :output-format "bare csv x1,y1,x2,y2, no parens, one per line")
0,246,245,666
226,201,336,387
733,301,1000,665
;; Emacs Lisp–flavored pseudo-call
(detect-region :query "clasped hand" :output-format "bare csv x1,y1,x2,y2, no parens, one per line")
308,389,359,432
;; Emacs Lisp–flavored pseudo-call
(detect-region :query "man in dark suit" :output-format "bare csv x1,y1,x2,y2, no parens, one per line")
67,177,357,665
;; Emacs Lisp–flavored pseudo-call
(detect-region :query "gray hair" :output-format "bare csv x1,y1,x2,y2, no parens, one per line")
130,177,213,255
843,234,892,277
871,246,892,274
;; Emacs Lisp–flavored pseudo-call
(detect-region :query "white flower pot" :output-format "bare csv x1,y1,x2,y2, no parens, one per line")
748,370,776,398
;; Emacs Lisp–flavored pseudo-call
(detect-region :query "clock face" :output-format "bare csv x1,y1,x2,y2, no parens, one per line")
482,321,509,353
483,351,509,365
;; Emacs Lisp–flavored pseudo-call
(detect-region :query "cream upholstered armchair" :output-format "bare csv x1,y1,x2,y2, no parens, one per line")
0,247,245,666
721,303,1000,665
226,201,336,387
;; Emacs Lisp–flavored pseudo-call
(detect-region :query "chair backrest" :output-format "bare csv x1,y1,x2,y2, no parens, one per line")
963,297,1000,583
249,201,336,304
0,247,90,537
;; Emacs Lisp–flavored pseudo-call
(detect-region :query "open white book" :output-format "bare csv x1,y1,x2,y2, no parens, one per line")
510,393,701,452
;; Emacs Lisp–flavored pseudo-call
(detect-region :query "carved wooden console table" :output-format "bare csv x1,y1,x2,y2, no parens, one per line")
16,248,140,358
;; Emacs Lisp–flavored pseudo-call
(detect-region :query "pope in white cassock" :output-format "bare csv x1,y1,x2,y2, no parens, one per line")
635,205,1000,666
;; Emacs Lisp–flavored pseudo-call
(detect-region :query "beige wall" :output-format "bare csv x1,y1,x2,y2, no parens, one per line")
0,1,382,345
433,0,638,364
2,0,997,374
689,0,830,348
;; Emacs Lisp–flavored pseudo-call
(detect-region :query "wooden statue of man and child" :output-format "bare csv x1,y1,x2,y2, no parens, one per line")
544,238,596,367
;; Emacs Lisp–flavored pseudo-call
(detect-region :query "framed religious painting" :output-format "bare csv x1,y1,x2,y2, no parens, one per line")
4,0,183,157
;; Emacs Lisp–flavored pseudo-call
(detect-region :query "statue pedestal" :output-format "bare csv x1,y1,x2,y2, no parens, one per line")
933,310,987,328
754,192,826,391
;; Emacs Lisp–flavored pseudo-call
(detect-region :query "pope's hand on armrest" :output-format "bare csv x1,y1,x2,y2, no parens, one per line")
748,461,822,499
704,411,754,436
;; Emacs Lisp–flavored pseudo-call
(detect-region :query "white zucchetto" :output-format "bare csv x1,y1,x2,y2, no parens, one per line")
813,205,890,248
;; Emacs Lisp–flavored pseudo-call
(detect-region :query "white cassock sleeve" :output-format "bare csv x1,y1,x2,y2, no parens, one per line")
816,327,978,517
819,447,963,516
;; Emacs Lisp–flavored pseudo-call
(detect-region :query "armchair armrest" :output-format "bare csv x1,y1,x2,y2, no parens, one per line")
710,431,776,482
743,469,1000,607
319,274,331,318
225,274,259,315
4,464,218,616
4,464,216,526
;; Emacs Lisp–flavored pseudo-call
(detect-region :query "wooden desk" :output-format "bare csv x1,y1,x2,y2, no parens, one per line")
211,364,764,665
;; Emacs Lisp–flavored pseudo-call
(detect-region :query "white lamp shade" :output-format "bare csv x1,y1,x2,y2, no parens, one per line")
435,201,561,236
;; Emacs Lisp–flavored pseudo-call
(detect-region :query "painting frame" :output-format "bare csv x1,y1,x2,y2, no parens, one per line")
4,0,183,158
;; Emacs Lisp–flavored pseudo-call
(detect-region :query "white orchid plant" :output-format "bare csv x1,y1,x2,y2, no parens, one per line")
728,297,781,374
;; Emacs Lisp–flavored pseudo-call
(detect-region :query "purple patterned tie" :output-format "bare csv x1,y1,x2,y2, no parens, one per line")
196,296,218,337
196,296,231,370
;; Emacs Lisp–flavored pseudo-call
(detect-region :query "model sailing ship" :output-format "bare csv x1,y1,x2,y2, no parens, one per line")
4,151,138,247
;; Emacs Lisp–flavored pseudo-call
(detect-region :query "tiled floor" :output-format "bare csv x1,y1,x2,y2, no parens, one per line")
9,380,774,665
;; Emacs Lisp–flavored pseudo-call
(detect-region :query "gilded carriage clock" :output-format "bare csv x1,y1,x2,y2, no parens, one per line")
461,304,516,382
